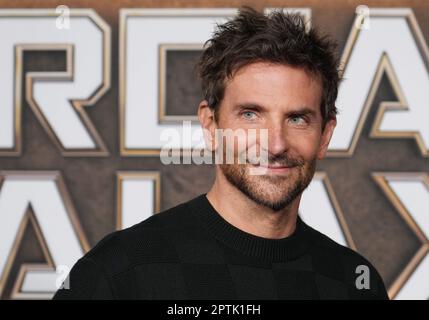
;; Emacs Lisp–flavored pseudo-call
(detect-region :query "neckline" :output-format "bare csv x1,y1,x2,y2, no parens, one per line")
186,193,313,262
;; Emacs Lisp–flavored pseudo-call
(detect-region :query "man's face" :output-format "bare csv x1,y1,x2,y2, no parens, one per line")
204,61,336,211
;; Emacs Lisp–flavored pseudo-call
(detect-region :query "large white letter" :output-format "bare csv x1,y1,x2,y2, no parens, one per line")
120,8,237,156
116,171,161,229
0,9,110,157
330,9,429,157
0,171,89,299
373,172,429,299
300,172,356,248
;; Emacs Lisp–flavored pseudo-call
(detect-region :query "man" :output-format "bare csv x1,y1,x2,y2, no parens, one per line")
54,7,389,300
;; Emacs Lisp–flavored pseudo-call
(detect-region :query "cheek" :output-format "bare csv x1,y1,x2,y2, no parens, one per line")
215,128,249,161
289,132,321,160
218,121,255,154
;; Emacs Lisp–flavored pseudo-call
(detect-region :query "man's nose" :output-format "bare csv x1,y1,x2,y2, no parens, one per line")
263,121,289,156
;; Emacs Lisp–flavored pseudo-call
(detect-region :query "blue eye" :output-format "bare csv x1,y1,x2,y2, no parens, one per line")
290,115,306,124
242,111,257,120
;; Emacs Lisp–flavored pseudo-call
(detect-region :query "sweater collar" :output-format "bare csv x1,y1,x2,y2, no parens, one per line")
186,193,313,262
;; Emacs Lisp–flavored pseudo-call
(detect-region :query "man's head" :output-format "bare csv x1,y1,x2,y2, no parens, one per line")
197,7,341,211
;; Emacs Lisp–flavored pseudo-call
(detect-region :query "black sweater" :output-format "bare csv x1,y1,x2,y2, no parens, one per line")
53,194,389,300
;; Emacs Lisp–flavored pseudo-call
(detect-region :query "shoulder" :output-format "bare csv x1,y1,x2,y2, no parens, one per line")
304,224,389,299
80,201,191,277
306,225,371,266
54,202,193,299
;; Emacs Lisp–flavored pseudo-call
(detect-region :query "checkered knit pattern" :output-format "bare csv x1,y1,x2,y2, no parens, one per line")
53,194,389,300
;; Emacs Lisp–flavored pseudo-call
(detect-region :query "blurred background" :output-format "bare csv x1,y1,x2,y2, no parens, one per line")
0,0,428,300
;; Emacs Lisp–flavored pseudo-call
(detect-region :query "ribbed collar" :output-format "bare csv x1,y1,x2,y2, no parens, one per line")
186,193,313,262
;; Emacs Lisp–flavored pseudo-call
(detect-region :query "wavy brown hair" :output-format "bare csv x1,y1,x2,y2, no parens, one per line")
197,6,341,130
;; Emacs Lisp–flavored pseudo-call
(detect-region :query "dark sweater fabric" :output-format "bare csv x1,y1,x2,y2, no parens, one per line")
53,194,389,300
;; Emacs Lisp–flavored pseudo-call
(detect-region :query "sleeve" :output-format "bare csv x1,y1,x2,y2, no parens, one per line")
352,260,390,300
52,257,114,300
340,245,390,300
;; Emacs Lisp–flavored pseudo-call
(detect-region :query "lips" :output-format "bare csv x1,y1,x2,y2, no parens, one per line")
249,163,294,174
250,162,293,169
258,164,290,169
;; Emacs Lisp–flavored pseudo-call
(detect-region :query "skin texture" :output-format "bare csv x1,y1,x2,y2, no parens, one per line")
198,61,337,239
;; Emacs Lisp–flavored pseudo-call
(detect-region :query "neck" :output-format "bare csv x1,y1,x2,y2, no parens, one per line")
206,167,301,239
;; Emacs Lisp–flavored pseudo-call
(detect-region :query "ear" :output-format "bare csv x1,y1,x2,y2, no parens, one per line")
317,116,337,160
198,100,217,152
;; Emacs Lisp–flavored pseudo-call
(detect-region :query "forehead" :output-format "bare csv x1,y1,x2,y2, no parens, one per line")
224,61,322,110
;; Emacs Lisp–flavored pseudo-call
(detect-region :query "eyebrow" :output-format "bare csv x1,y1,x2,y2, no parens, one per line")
234,103,318,117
